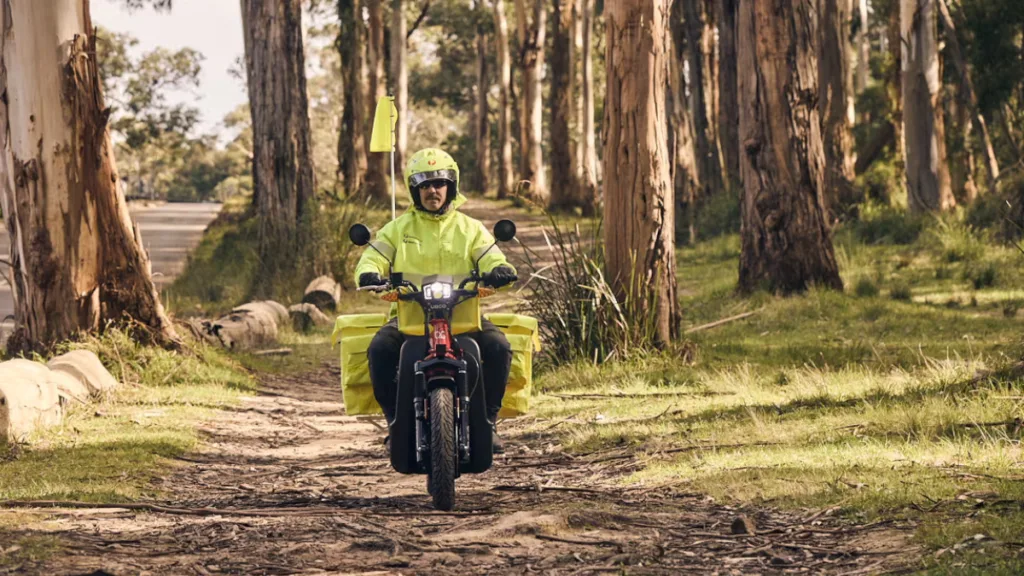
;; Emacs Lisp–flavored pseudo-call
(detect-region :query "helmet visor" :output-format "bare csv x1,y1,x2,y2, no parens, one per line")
408,169,457,189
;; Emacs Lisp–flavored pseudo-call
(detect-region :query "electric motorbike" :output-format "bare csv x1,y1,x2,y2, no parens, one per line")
348,219,518,510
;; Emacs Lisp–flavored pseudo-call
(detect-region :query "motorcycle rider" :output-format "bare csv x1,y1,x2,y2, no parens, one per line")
354,148,517,453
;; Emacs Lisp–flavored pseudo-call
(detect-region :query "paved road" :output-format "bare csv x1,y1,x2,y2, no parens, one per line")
0,202,221,323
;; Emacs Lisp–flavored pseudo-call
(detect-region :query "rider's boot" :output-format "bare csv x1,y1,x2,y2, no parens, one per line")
491,424,505,454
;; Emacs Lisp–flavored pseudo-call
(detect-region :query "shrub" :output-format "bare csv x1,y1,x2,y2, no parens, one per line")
846,200,925,245
694,191,741,241
965,262,998,289
924,217,986,263
517,214,671,367
854,277,880,297
889,282,913,301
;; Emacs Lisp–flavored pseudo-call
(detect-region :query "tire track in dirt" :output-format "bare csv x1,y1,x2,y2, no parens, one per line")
8,358,918,575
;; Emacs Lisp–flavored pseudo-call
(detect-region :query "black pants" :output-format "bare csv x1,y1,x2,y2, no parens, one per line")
367,318,512,424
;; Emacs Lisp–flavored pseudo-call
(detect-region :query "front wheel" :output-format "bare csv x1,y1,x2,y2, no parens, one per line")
427,387,457,510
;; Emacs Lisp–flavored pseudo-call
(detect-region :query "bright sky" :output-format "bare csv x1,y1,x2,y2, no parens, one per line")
91,0,248,138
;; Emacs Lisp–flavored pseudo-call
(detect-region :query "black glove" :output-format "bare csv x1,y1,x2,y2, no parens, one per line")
359,272,386,287
482,265,517,288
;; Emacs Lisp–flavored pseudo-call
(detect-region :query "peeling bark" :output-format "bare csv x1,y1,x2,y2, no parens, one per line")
0,1,177,352
604,0,679,346
736,0,843,294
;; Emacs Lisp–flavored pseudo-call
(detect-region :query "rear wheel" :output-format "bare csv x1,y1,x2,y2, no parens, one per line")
427,387,457,510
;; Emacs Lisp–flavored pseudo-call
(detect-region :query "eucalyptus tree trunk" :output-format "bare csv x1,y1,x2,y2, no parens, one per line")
936,0,999,197
604,0,679,346
669,0,701,244
493,0,514,199
855,0,870,94
0,0,177,352
549,0,579,210
471,0,491,194
392,0,409,173
514,0,548,202
578,0,598,213
715,0,740,193
900,0,954,213
241,0,318,296
338,0,368,195
736,0,843,294
683,0,724,198
364,0,391,203
819,0,857,212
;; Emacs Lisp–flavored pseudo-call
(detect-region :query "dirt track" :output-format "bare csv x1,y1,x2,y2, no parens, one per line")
2,199,920,574
5,357,918,575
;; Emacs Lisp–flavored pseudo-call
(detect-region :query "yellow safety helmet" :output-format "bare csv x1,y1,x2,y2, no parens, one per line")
405,148,460,194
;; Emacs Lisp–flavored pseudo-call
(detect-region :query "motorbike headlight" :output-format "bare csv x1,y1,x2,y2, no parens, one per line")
425,282,452,300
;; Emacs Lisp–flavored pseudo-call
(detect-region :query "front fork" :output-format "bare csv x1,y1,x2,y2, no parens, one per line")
413,367,472,467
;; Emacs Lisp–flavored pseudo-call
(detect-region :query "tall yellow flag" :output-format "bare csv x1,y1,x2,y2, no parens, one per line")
369,96,397,153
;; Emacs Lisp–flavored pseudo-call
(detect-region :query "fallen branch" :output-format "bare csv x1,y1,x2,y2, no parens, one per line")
684,309,762,334
0,500,491,518
534,533,620,547
491,484,607,495
253,348,293,357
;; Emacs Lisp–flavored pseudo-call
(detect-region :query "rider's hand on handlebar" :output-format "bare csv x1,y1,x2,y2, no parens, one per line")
481,265,517,288
359,272,387,288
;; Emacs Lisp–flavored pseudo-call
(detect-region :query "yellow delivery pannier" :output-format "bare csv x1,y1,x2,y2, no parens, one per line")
331,312,541,418
331,313,388,415
485,313,541,418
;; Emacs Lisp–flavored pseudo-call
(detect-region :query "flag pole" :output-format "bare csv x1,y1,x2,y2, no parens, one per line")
389,94,397,221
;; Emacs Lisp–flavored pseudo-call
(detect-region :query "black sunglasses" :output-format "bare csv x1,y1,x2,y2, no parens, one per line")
417,179,450,191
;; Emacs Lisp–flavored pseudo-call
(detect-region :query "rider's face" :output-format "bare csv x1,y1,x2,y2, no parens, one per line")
418,180,449,212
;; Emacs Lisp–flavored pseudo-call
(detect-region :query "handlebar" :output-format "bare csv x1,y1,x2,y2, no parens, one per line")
356,273,510,301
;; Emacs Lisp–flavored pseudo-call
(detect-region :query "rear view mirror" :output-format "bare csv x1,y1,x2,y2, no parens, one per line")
349,224,371,246
493,219,517,243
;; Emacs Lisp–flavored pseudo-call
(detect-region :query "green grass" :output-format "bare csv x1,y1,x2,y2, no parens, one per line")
0,329,256,569
0,330,255,503
529,214,1024,572
163,194,388,316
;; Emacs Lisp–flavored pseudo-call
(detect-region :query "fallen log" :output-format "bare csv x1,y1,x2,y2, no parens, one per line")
47,350,119,397
288,302,332,332
235,300,289,326
302,276,341,312
202,307,279,351
0,360,63,443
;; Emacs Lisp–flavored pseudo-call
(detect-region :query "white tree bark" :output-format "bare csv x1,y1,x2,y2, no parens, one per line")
900,0,954,212
0,1,177,352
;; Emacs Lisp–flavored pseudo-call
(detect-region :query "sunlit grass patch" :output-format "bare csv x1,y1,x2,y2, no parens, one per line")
0,329,254,503
531,221,1024,571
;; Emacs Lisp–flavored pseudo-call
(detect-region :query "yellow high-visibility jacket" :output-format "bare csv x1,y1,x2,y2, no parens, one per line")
353,192,515,335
